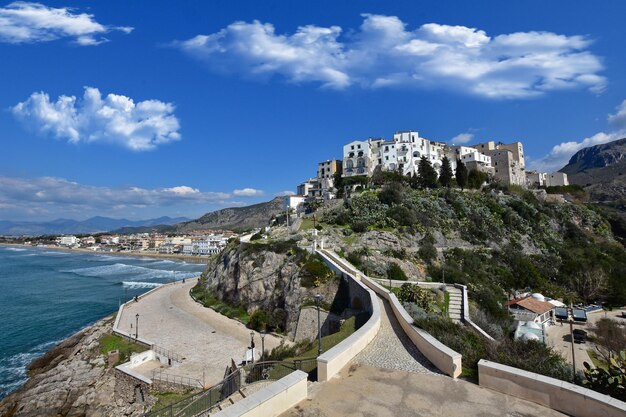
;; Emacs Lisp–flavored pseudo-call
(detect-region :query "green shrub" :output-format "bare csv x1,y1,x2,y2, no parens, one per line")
249,309,271,331
387,263,408,281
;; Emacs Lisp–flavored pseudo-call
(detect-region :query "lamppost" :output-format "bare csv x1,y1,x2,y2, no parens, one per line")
260,331,266,363
555,305,584,382
135,314,139,339
315,294,323,355
250,331,255,364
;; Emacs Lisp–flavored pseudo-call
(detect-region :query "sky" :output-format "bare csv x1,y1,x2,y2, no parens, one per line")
1,0,626,222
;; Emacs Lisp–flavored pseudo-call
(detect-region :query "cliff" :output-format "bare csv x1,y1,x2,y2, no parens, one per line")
560,137,626,204
0,317,154,417
200,238,340,336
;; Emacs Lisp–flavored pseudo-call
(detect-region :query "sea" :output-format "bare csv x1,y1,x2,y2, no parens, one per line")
0,245,206,399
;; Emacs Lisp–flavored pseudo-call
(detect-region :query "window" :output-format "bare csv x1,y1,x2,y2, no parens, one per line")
385,146,389,152
351,145,354,150
385,156,389,160
357,145,361,149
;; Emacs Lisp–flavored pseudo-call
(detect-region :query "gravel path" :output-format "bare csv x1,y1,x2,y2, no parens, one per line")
353,297,440,374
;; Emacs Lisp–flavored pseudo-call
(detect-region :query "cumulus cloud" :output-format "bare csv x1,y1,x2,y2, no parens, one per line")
0,2,132,45
233,188,264,197
608,100,626,129
174,14,605,99
450,133,474,144
275,190,295,196
0,176,267,220
12,87,181,151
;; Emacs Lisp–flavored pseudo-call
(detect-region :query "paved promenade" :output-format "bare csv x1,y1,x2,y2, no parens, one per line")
117,278,284,386
281,364,566,417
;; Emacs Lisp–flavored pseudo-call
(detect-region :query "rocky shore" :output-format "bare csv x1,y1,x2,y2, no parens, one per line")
0,316,155,417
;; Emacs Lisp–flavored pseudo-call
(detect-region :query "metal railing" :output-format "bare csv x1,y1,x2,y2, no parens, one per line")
152,344,182,363
144,359,317,417
151,369,203,389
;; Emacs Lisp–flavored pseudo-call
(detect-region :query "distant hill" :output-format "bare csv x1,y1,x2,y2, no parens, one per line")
560,137,626,204
0,216,190,236
174,197,286,233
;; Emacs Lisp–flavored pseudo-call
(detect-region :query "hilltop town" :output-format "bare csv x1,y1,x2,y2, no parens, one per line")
289,130,568,210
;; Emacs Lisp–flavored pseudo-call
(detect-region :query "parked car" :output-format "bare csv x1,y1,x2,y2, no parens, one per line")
573,329,587,343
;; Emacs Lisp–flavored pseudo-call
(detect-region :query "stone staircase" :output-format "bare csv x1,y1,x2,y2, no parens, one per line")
447,287,463,323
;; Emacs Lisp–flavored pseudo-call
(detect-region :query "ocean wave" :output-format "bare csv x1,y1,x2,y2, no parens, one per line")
41,251,71,256
122,281,163,289
63,263,201,281
0,339,60,398
4,247,28,252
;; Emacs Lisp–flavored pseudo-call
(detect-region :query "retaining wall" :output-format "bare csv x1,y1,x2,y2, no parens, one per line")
478,360,626,417
211,370,308,417
316,250,381,382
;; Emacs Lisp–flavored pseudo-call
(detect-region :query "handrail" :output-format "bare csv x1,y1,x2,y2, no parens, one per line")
151,344,182,363
151,369,202,389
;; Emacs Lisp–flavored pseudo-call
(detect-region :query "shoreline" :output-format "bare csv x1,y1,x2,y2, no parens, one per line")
0,242,210,264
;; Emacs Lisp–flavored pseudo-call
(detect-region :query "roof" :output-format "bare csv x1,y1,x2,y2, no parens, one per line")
512,297,555,315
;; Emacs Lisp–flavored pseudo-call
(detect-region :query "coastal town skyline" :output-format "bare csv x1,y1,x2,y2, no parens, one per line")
2,0,626,221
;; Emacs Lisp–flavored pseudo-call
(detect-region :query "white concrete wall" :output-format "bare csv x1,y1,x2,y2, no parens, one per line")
316,250,381,382
478,360,626,417
129,350,157,368
212,370,308,417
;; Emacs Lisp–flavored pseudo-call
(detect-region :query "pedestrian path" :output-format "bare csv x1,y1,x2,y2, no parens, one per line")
353,297,439,374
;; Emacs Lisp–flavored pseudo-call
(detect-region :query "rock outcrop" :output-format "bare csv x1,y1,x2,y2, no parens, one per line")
0,317,155,417
202,240,339,336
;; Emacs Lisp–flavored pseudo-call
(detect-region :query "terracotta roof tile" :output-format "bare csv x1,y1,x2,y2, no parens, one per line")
513,297,555,315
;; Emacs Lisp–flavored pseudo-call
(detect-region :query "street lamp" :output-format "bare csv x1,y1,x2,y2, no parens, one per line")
555,305,588,382
315,294,323,355
260,331,266,363
250,331,255,364
135,313,139,339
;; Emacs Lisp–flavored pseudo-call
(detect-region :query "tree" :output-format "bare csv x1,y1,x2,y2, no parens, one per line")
417,156,439,189
378,182,403,205
333,170,344,198
467,169,489,189
439,156,454,187
455,159,468,189
590,318,626,362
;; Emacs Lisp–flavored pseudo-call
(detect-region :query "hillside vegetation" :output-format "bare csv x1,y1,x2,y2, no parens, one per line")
320,182,626,318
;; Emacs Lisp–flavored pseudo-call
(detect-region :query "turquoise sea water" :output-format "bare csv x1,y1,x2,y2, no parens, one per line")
0,245,206,399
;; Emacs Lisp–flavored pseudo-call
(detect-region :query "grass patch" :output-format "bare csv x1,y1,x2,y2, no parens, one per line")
98,334,146,366
191,284,250,324
152,390,198,411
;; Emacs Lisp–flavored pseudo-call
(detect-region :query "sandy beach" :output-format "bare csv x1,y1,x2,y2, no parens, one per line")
0,242,210,264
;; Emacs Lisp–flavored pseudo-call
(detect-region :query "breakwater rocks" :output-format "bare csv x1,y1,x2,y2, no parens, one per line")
0,316,155,417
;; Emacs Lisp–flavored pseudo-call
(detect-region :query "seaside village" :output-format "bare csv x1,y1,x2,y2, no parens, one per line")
287,130,569,212
51,230,237,256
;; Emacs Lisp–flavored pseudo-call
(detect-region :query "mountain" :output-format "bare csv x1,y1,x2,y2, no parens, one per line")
560,137,626,205
173,197,286,233
0,216,190,236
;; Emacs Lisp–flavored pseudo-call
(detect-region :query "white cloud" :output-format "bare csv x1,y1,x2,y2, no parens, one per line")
531,129,625,172
608,100,626,129
275,190,295,196
0,176,259,220
0,2,132,45
233,188,264,197
174,14,605,99
12,87,181,151
450,133,474,144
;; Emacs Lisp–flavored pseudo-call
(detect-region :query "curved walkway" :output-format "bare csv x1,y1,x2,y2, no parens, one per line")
118,278,284,386
353,298,439,374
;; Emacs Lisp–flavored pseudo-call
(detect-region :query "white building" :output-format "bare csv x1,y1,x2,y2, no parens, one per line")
527,171,569,187
183,235,226,256
447,146,493,174
284,195,307,213
59,235,78,246
546,172,569,187
343,138,385,177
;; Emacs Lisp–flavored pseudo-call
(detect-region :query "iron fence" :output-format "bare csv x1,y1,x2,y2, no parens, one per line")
144,358,317,417
151,369,203,389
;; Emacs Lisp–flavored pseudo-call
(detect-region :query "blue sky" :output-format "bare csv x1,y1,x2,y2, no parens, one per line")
1,0,626,221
